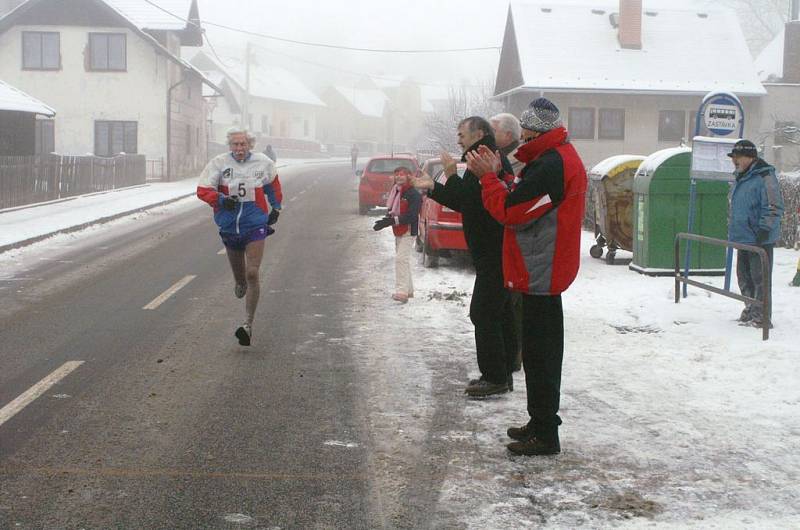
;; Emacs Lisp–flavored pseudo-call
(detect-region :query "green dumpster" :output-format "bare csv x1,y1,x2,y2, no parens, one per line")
630,147,729,276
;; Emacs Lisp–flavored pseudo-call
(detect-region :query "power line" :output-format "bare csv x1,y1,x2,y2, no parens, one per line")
141,0,501,54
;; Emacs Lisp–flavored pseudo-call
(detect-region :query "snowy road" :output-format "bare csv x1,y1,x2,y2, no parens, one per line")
0,160,799,528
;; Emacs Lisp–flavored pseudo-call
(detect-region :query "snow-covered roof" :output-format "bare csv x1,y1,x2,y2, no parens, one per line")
0,79,55,116
104,0,196,32
589,154,645,179
755,28,784,82
636,146,691,177
332,86,388,117
501,0,766,96
196,52,324,107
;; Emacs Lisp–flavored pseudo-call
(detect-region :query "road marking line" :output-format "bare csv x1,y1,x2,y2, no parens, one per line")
143,275,196,310
0,361,84,428
217,248,226,255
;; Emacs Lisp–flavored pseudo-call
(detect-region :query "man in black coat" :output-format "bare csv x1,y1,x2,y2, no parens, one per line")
413,116,517,397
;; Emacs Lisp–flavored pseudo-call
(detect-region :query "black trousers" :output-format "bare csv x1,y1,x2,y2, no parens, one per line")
522,294,564,442
736,244,774,321
469,269,517,384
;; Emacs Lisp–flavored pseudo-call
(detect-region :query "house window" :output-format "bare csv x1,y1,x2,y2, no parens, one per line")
774,121,798,146
89,33,127,71
95,121,137,156
568,108,595,140
22,31,60,70
35,119,55,154
659,110,686,142
598,109,625,140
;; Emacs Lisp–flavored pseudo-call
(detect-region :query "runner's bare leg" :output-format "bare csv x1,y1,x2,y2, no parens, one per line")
226,247,246,287
244,239,265,325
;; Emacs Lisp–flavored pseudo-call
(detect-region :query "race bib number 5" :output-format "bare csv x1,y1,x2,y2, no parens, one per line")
230,179,256,202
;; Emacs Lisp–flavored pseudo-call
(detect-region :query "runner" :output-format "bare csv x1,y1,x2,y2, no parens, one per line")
197,128,282,346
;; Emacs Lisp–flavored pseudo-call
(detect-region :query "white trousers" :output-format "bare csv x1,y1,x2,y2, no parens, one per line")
395,234,414,296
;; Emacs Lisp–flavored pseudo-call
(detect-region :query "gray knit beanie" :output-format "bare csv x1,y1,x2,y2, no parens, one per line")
520,97,562,132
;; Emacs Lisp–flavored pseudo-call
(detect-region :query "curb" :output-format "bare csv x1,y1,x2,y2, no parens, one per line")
0,192,196,254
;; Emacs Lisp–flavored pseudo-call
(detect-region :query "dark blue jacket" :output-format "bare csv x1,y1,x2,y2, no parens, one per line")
729,158,784,245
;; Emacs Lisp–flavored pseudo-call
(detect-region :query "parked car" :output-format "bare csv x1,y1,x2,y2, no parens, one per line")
416,160,468,267
357,154,419,215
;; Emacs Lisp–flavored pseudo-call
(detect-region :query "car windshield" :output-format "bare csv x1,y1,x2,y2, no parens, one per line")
366,159,416,174
434,164,466,184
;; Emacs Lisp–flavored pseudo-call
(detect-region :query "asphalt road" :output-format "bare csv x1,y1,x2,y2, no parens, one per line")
0,161,448,529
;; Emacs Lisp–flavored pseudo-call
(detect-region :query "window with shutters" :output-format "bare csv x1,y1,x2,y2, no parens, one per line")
659,110,686,142
22,32,60,70
568,108,595,140
95,121,137,156
598,109,625,140
35,119,55,154
88,33,127,71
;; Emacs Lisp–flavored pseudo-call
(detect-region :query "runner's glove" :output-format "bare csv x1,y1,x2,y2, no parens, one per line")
221,195,238,211
373,216,395,231
267,208,280,225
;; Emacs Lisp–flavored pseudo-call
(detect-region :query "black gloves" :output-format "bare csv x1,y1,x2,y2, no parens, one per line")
373,216,395,231
267,209,280,225
221,196,238,211
756,229,770,244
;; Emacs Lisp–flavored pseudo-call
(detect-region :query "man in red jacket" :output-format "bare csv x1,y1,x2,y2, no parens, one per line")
467,98,587,455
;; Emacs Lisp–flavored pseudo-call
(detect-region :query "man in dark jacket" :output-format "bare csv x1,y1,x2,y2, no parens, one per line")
728,140,784,327
412,116,517,397
468,98,587,455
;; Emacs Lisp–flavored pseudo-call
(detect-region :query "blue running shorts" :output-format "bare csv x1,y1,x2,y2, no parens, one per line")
220,225,273,251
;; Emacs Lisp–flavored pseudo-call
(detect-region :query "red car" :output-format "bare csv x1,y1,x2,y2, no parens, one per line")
416,159,468,267
357,154,419,215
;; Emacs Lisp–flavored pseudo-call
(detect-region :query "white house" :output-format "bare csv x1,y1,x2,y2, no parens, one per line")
189,48,325,153
0,0,221,179
0,77,54,155
493,0,767,167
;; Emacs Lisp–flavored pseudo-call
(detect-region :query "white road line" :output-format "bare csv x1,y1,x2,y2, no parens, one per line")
217,248,226,255
0,361,84,428
143,275,196,310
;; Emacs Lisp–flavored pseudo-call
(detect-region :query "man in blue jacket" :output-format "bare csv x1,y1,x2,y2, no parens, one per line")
728,140,784,327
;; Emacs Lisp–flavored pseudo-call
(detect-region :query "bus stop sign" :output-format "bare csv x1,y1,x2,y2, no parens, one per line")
700,93,743,137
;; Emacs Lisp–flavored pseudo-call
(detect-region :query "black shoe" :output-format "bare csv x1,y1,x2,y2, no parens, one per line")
738,308,752,322
467,376,486,387
750,319,774,329
465,379,508,397
235,323,251,346
507,421,534,441
507,436,560,456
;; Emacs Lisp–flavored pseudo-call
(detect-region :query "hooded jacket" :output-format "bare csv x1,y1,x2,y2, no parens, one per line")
428,136,513,273
728,158,784,245
479,127,587,295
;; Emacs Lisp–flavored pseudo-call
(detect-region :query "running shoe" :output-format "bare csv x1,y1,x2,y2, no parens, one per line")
235,323,251,346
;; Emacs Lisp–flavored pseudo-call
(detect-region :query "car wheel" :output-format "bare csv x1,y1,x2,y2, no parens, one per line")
422,239,439,268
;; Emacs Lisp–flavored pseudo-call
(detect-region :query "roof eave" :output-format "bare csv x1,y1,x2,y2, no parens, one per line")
492,85,767,99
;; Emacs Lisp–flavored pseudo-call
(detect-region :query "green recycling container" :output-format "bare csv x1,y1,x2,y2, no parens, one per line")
630,147,729,276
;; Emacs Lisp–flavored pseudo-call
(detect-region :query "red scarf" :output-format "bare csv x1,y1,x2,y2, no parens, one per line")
515,127,569,164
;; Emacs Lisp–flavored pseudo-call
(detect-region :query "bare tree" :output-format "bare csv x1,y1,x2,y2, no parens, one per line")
422,80,503,152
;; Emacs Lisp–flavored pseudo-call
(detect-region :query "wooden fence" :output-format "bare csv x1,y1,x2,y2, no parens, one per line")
0,154,145,209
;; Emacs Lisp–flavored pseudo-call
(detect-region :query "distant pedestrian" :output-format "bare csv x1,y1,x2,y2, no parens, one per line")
351,144,359,172
263,144,276,162
372,167,422,303
728,139,784,327
467,97,587,455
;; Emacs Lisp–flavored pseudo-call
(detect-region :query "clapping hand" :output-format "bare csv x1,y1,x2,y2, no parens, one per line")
466,145,501,177
411,171,435,190
440,151,458,178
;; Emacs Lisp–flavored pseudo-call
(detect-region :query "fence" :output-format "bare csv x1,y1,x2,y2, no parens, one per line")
146,158,164,182
0,154,145,209
674,233,772,340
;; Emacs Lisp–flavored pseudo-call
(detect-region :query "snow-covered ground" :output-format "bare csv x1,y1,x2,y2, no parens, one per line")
345,217,800,528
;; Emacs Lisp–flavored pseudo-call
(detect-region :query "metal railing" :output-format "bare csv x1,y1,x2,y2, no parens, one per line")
674,233,771,340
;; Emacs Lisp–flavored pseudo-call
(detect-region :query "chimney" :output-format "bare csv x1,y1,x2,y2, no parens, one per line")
784,20,800,83
618,0,643,50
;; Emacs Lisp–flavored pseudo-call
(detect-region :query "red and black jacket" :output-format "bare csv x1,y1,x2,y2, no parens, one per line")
391,184,422,237
479,127,587,295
